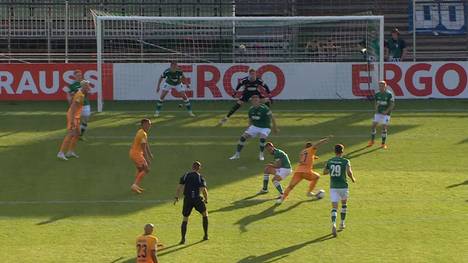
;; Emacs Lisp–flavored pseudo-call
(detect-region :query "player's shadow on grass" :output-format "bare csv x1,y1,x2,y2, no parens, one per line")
0,131,17,138
120,240,204,263
446,179,468,189
237,233,335,263
158,240,205,257
210,194,276,214
36,214,70,225
458,138,468,144
235,199,319,232
345,146,382,160
108,257,124,263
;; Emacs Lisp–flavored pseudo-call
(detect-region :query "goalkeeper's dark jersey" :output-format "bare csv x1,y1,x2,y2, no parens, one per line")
236,77,271,93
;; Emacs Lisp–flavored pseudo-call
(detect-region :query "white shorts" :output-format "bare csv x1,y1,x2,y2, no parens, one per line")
244,125,271,138
275,168,292,179
373,114,391,125
161,82,185,92
330,188,349,203
81,105,91,117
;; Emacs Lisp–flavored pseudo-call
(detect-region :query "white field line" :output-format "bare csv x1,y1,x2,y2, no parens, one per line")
113,109,468,113
0,197,460,206
90,134,370,139
0,199,171,205
1,108,468,115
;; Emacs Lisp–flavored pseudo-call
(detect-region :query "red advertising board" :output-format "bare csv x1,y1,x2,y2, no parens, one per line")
0,63,113,100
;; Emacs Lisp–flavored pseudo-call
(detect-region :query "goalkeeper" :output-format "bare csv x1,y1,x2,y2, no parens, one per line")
218,68,272,126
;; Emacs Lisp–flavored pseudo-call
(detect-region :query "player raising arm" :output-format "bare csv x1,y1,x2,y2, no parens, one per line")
57,80,90,160
229,95,278,161
136,224,160,263
155,61,195,117
64,69,83,104
368,80,395,149
218,68,272,126
278,135,333,204
323,144,356,237
129,119,154,194
64,70,92,140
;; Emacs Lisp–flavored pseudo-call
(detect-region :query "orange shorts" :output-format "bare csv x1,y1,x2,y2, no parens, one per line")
291,170,320,183
67,116,80,131
130,152,147,168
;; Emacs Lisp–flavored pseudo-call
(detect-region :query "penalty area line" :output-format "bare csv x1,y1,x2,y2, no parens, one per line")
105,108,468,113
1,108,468,115
0,199,171,205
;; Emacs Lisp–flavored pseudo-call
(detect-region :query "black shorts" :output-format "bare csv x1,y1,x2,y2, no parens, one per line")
240,91,264,102
182,197,206,217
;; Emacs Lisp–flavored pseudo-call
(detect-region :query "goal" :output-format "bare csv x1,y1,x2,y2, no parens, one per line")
92,12,384,112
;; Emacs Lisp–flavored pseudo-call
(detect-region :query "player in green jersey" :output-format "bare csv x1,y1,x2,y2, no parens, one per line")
229,95,278,161
323,144,356,237
65,70,91,140
368,80,395,149
258,142,292,202
155,61,194,117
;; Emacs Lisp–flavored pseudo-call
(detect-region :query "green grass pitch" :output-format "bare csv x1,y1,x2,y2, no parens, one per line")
0,100,467,263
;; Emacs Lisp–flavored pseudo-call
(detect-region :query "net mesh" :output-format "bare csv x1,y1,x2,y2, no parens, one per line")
94,12,382,63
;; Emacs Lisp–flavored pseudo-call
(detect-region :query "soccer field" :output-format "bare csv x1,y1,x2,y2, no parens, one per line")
0,100,467,263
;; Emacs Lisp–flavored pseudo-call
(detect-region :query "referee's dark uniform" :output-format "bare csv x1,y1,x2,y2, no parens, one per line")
180,171,207,217
176,165,209,244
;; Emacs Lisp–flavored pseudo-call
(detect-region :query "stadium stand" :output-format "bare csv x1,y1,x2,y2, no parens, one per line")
0,0,466,62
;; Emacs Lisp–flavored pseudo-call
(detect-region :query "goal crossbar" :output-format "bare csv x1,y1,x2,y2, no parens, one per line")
95,15,384,22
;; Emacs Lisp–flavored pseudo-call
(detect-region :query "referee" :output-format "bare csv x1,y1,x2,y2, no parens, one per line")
174,161,209,245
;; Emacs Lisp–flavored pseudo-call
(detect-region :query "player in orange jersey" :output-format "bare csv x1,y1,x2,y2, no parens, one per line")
136,224,162,263
277,135,333,203
57,80,90,160
130,119,154,194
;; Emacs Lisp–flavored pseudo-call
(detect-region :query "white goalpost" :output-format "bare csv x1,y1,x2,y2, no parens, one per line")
93,13,384,112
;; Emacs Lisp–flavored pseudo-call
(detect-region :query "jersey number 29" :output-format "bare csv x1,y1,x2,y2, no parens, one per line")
330,164,341,177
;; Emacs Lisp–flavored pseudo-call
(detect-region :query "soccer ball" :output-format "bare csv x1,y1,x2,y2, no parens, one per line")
316,189,325,199
239,44,246,52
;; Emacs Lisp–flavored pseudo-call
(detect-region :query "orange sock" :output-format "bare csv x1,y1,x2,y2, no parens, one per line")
67,135,79,152
133,170,146,186
59,135,72,153
308,178,318,193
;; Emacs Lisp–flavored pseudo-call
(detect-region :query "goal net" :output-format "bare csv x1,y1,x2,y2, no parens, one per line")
92,12,384,111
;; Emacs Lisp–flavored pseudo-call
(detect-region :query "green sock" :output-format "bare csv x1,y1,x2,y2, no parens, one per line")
262,175,269,190
371,129,376,141
156,100,163,112
236,136,246,153
80,122,87,136
184,100,192,111
341,205,347,221
382,130,387,144
331,209,337,224
259,138,266,153
273,180,283,194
